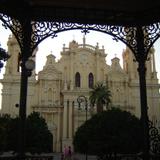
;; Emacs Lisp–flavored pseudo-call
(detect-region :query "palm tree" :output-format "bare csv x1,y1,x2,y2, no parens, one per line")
89,82,111,113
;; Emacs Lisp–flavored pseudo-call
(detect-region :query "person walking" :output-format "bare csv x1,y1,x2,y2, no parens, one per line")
63,145,68,160
67,146,72,160
63,146,72,160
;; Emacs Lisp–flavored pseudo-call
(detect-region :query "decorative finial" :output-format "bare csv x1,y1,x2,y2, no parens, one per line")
96,42,99,48
63,44,65,52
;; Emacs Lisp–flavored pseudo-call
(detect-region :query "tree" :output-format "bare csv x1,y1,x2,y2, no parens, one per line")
73,108,143,157
1,112,53,154
89,82,111,112
0,45,9,70
25,112,53,153
0,114,12,153
7,117,20,152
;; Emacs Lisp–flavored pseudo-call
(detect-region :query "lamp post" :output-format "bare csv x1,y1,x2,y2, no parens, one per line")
25,59,35,76
77,95,88,160
18,58,35,158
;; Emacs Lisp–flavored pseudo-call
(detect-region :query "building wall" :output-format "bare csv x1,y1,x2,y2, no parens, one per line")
1,35,160,152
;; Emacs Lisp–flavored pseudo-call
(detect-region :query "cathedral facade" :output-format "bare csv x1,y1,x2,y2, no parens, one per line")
0,35,160,152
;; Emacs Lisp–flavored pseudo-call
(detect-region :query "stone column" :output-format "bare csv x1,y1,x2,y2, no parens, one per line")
62,100,72,148
62,100,69,139
96,49,100,82
57,108,62,152
70,53,74,90
68,101,74,139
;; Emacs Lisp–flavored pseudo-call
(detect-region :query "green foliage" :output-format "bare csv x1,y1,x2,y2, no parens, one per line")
89,82,111,112
7,117,20,152
73,108,143,156
25,112,53,153
0,114,12,152
0,112,53,154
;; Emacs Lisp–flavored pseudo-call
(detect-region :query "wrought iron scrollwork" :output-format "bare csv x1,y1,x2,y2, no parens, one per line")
31,22,137,54
0,14,136,55
1,14,160,61
0,14,23,49
144,23,160,52
149,120,160,154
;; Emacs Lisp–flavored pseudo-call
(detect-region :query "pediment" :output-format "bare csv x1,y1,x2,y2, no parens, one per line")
108,70,127,76
108,70,128,82
77,47,95,54
38,66,62,80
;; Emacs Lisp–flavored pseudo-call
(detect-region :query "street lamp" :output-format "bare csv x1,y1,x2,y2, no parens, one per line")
77,95,88,160
18,57,35,158
25,58,35,76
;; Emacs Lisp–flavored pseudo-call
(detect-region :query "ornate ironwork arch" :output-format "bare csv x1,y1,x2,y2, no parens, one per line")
1,13,160,61
0,14,23,50
149,121,160,154
1,12,160,160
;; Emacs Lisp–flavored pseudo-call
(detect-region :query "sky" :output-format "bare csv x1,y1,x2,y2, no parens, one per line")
1,21,160,109
0,22,160,80
0,25,126,75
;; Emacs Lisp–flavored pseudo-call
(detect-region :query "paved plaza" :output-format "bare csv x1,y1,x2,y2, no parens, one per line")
53,153,97,160
0,152,97,160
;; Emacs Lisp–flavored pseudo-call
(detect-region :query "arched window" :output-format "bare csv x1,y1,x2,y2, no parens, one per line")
88,73,94,88
75,72,81,87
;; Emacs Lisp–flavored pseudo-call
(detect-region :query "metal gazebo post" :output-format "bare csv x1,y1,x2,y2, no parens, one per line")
18,18,32,158
136,26,150,160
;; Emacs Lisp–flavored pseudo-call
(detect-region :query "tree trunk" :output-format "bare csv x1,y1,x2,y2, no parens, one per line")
97,102,103,113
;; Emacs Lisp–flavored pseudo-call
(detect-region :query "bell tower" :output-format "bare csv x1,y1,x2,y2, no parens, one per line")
4,34,21,77
0,34,36,116
122,46,160,122
122,47,138,80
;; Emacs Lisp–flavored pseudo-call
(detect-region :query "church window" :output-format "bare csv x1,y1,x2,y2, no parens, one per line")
75,72,81,87
88,73,94,88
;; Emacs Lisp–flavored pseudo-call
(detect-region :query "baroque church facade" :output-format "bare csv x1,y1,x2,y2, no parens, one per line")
0,35,160,152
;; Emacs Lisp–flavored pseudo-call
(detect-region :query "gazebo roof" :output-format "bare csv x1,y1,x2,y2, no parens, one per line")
1,0,160,26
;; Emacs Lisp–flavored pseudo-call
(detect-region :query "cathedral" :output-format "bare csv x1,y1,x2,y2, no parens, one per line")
0,34,160,152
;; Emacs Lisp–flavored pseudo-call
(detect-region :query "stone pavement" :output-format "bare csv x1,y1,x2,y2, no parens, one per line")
0,152,97,160
53,153,97,160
